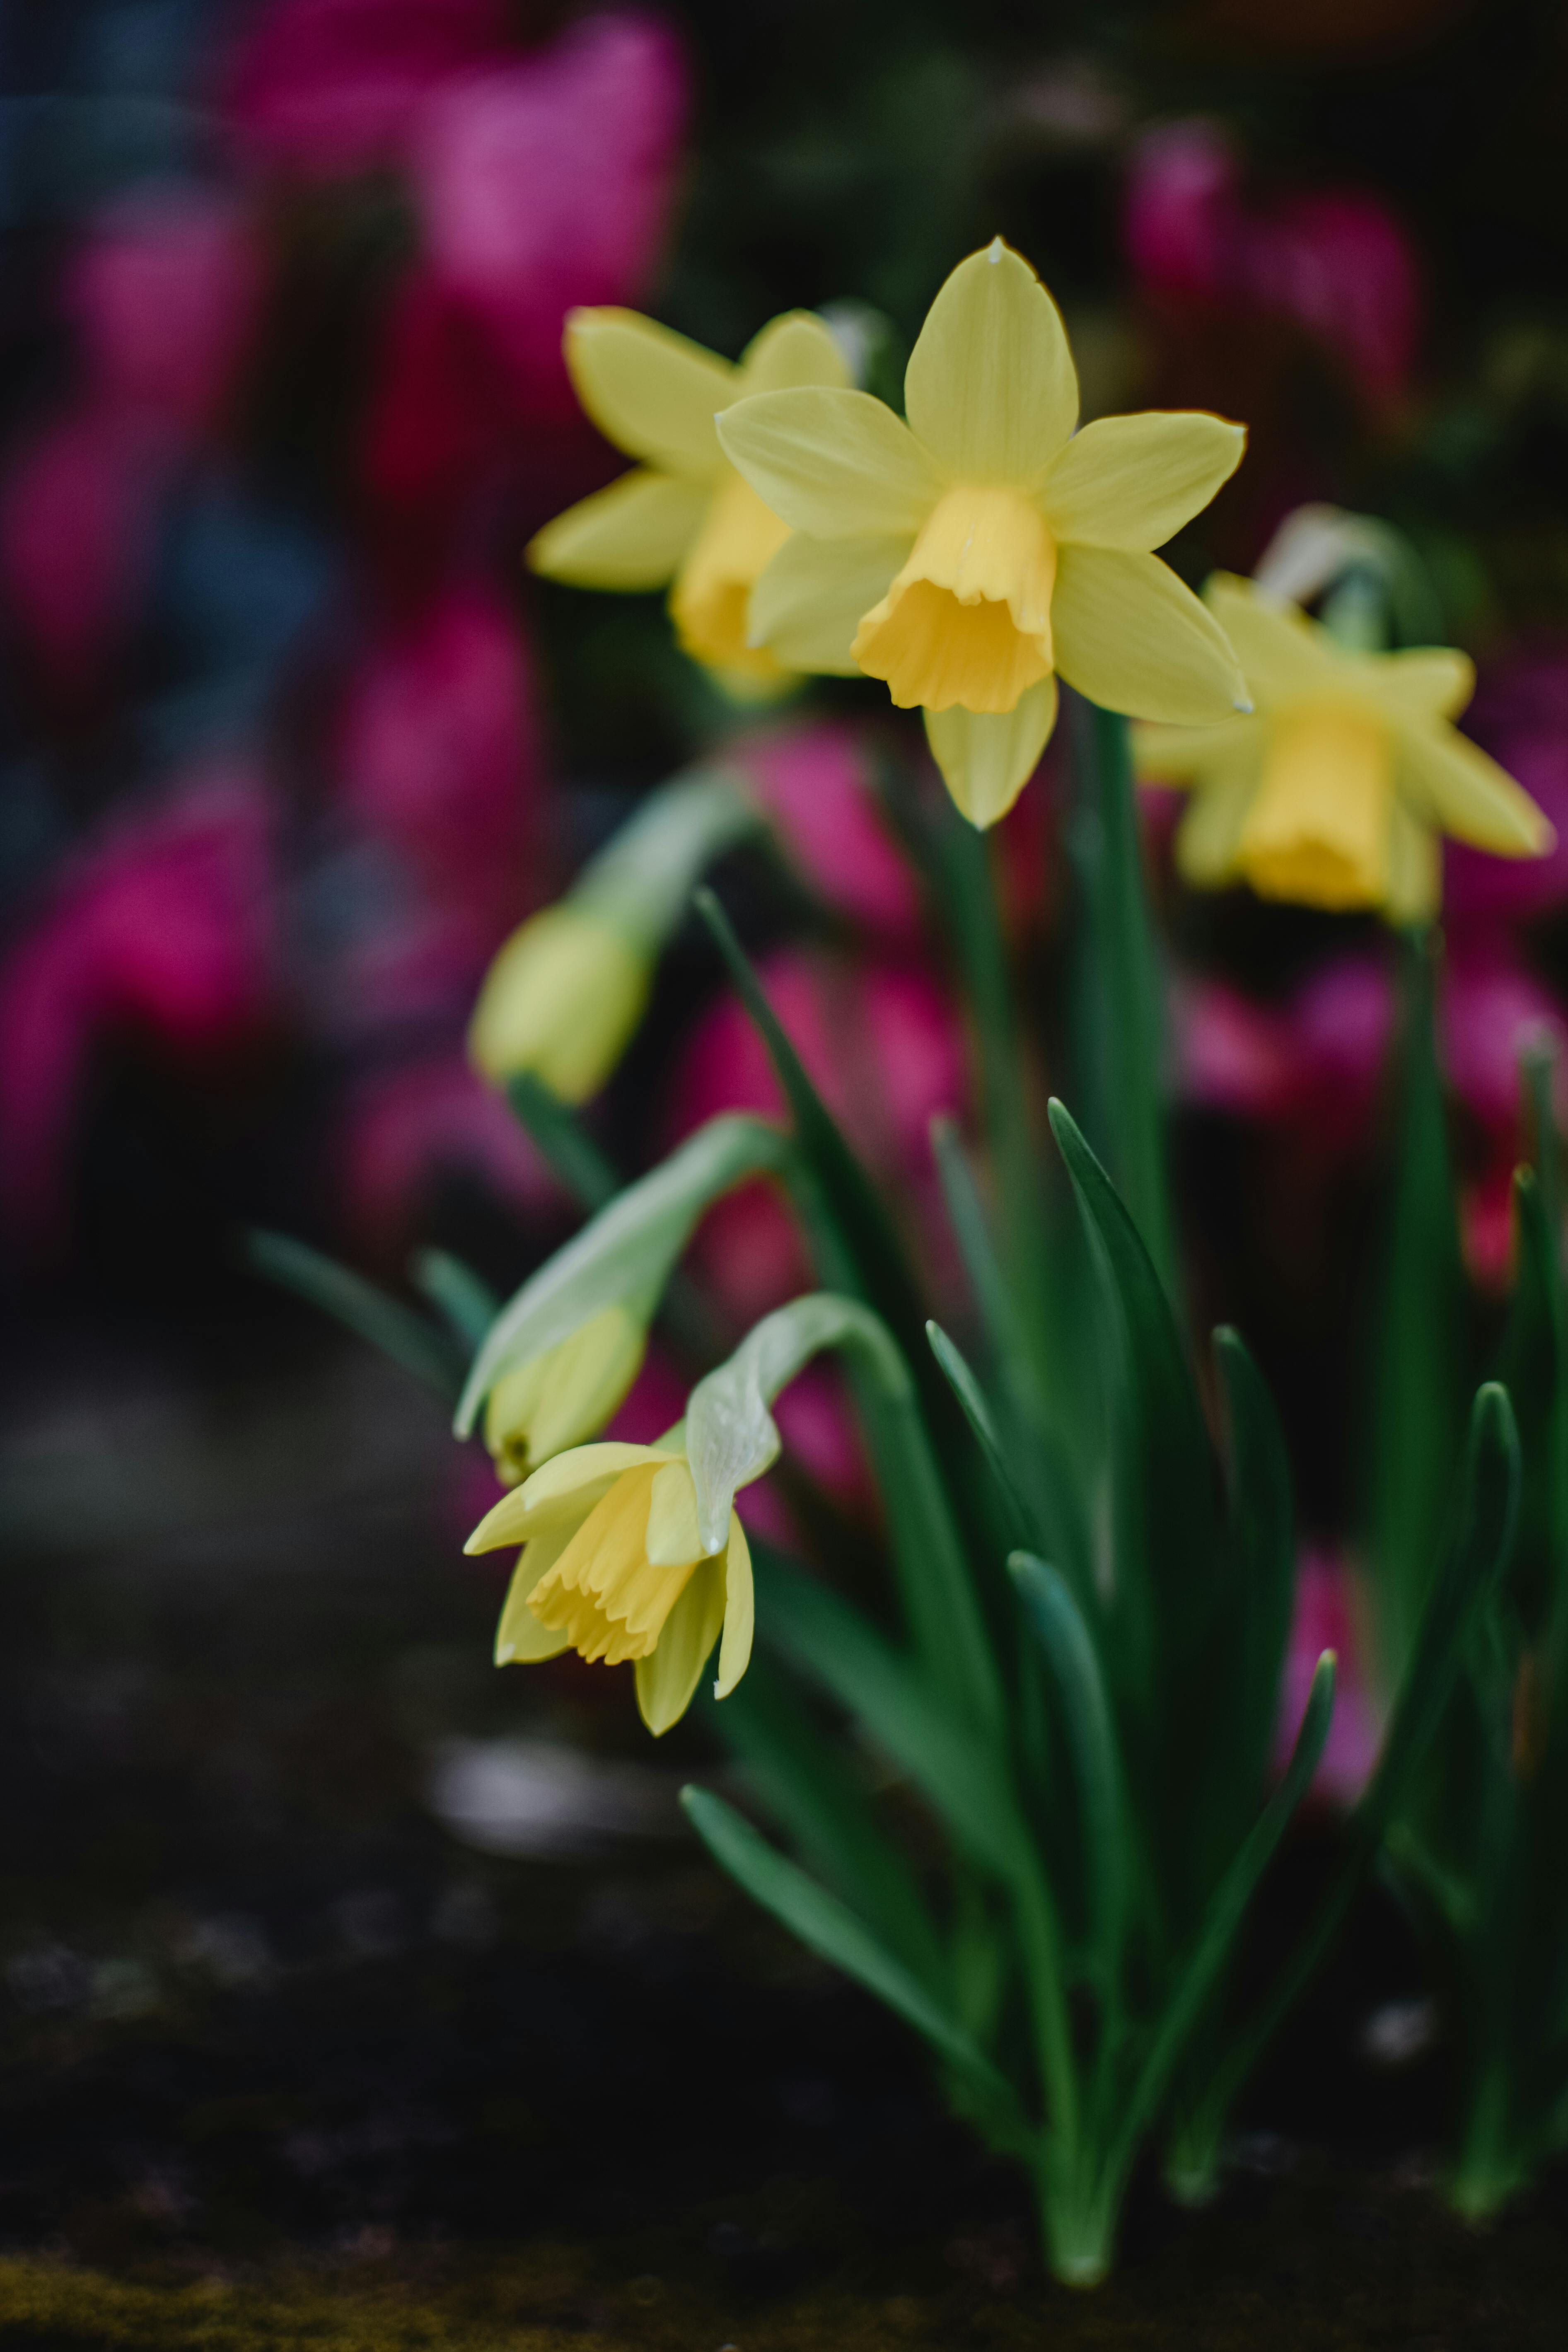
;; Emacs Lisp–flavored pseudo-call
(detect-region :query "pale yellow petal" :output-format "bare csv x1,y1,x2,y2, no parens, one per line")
713,1516,754,1700
494,1527,575,1664
851,486,1055,713
669,469,792,679
1373,646,1475,723
1134,716,1261,785
903,239,1078,486
527,468,705,590
1237,708,1393,910
635,1555,727,1735
565,307,734,477
645,1459,705,1567
1202,573,1341,703
717,387,940,539
1042,411,1246,552
1173,752,1263,890
924,676,1058,828
1053,547,1249,724
464,1442,660,1553
739,310,852,395
747,531,910,674
1396,721,1555,858
1385,797,1442,923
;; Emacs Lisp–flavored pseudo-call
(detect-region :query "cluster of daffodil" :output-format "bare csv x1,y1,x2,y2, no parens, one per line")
255,239,1567,2281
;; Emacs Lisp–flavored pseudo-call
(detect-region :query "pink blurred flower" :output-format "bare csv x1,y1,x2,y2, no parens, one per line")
65,191,266,440
337,586,544,933
0,404,166,688
0,770,276,1242
335,1048,554,1259
1278,1549,1384,1807
1172,954,1394,1148
1444,648,1568,929
1126,121,1421,412
222,0,510,177
734,722,923,939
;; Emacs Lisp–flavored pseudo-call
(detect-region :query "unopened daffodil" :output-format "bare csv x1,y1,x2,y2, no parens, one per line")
483,1305,648,1486
1136,574,1554,920
466,1436,754,1735
528,307,850,693
468,902,650,1102
715,238,1249,825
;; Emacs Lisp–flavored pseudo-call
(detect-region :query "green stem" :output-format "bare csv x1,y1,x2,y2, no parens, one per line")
1448,2068,1524,2222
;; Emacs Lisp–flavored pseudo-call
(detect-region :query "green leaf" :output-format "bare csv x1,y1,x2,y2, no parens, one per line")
505,1072,621,1212
411,1249,500,1351
926,1321,1035,1552
704,1656,946,1993
1010,1553,1128,1979
681,1785,1022,2130
454,1113,791,1435
245,1230,464,1400
751,1546,1023,1881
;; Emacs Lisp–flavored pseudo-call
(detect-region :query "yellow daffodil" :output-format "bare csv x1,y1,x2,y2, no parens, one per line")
1136,574,1555,920
466,1437,754,1736
527,307,851,693
468,903,650,1102
483,1305,648,1486
714,238,1249,825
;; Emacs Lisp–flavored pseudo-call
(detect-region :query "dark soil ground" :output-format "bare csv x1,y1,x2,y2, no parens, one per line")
0,1307,1564,2349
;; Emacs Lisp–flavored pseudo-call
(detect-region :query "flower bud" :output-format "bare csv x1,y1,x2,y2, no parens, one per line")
482,1302,647,1484
467,903,650,1102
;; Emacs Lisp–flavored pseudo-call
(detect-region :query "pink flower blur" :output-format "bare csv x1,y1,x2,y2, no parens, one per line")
335,1049,554,1261
0,771,277,1243
1444,650,1568,928
0,405,165,687
735,723,923,939
1126,121,1421,411
1278,1549,1383,1807
65,193,267,440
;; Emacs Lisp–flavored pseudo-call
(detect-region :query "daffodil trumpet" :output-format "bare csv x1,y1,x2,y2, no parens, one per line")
1137,573,1554,920
527,305,852,694
716,237,1250,825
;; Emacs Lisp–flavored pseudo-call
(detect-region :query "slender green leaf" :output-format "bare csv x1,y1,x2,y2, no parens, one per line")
411,1249,499,1351
681,1786,1022,2128
926,1321,1035,1551
505,1072,621,1211
1010,1553,1128,1976
245,1229,464,1399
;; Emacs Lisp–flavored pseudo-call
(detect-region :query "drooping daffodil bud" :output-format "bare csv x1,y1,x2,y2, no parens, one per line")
527,305,852,696
466,1434,756,1736
1136,573,1554,921
482,1301,649,1486
715,237,1250,827
468,771,760,1102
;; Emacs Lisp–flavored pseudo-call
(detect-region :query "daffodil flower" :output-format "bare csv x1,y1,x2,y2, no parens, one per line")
527,307,850,693
483,1305,649,1486
468,901,650,1102
1137,574,1555,920
466,1436,754,1736
715,238,1249,825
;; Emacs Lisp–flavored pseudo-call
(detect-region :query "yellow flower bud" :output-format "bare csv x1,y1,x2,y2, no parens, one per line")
467,904,650,1102
482,1304,647,1486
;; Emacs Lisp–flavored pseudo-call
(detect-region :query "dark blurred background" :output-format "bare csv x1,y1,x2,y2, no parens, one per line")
4,0,1568,2333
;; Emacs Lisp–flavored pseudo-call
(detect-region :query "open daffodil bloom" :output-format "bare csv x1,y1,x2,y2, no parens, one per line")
527,307,850,693
466,1438,754,1736
1137,574,1554,919
715,238,1250,824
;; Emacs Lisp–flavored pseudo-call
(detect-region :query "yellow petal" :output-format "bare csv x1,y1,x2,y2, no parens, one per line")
924,676,1059,827
1042,411,1246,552
851,486,1056,713
526,468,706,590
1053,546,1249,724
635,1555,727,1735
494,1527,575,1665
467,905,651,1102
565,307,734,477
903,239,1078,486
747,530,910,674
1202,573,1341,703
717,387,940,539
645,1458,705,1567
1375,646,1475,723
1386,797,1442,923
1173,750,1263,889
1134,716,1261,785
1237,707,1393,909
739,309,852,395
713,1516,754,1700
464,1441,660,1553
485,1305,648,1485
668,469,792,679
1396,720,1555,858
